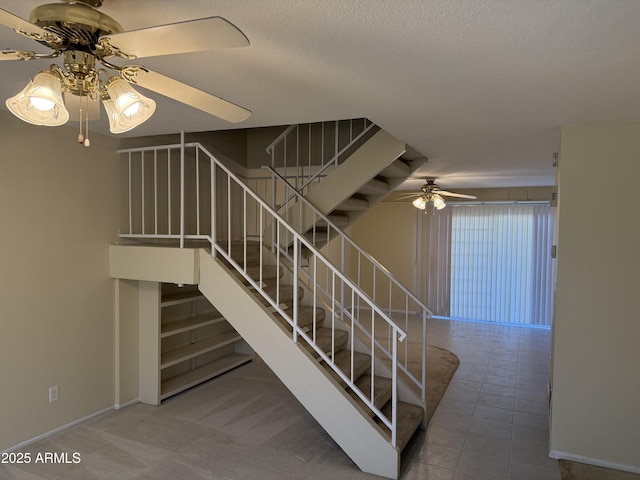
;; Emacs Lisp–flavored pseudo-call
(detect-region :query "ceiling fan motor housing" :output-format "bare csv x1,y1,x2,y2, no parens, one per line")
29,2,123,52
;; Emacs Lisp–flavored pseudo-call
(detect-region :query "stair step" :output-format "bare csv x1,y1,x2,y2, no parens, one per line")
299,305,325,328
337,196,369,211
323,350,371,388
378,401,425,452
304,228,330,244
379,159,411,178
357,177,390,196
302,328,349,357
217,240,261,250
350,375,393,417
232,264,280,284
315,212,350,228
258,284,303,307
274,305,326,332
217,241,262,267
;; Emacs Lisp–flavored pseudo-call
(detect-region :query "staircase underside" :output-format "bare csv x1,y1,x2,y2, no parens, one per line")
282,129,426,248
199,251,403,479
110,244,425,479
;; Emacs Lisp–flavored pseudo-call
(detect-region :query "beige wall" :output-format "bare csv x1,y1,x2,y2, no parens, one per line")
115,279,139,406
246,126,289,169
346,202,420,307
119,129,249,168
550,122,640,471
0,111,124,450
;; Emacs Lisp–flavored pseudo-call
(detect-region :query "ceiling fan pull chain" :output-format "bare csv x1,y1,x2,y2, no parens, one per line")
84,96,90,147
77,106,84,144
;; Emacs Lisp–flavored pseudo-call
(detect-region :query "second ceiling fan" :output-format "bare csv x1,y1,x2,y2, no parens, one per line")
403,178,477,212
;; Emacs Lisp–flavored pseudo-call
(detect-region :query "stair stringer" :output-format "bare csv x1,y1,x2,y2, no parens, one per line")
305,129,406,214
273,248,426,413
198,251,401,480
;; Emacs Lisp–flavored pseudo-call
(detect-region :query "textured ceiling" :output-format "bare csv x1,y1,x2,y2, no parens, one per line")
2,0,640,189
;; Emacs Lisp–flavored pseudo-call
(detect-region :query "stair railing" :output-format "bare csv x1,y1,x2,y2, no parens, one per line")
263,166,432,401
118,135,408,448
265,119,376,198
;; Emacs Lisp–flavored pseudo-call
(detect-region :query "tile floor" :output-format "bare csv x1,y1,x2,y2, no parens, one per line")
402,317,560,480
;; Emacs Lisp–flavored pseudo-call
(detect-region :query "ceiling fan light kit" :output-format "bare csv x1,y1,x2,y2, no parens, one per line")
408,178,477,213
412,192,446,213
1,0,251,143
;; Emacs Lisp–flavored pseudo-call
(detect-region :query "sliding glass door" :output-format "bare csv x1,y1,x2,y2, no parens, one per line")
430,203,554,327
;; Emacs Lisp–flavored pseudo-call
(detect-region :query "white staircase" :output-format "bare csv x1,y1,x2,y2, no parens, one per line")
112,125,433,479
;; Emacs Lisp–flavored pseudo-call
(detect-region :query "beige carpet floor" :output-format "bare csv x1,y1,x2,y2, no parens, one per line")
423,344,460,421
560,460,640,480
1,347,459,480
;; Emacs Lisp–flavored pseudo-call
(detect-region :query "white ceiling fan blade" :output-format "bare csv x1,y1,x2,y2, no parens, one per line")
101,17,249,59
122,66,251,123
438,190,477,199
0,8,63,45
393,193,423,200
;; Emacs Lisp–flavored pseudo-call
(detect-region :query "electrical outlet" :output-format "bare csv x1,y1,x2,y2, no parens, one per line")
49,385,58,403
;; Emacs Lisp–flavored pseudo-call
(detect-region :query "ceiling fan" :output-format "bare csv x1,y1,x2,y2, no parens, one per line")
0,0,251,144
401,178,477,213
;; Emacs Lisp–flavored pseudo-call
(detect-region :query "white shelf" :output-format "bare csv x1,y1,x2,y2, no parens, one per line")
139,282,253,405
161,290,204,307
161,312,225,338
161,331,243,369
160,353,253,400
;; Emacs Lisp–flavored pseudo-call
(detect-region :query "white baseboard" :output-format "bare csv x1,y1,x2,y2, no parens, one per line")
114,398,140,410
2,400,139,453
549,450,640,475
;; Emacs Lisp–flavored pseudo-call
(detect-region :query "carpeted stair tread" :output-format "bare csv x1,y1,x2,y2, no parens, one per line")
315,212,350,228
297,305,325,328
350,375,393,417
337,196,369,211
258,284,303,306
322,350,371,388
357,177,390,196
231,265,281,284
379,159,411,178
377,401,425,452
301,328,349,357
274,305,325,332
304,228,331,244
218,242,262,268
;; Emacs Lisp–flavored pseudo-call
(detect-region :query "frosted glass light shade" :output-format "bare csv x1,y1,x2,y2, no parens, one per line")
433,194,446,210
412,196,427,209
6,71,69,126
103,77,155,133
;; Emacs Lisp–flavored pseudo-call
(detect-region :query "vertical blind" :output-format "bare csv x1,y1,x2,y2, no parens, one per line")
445,203,553,326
